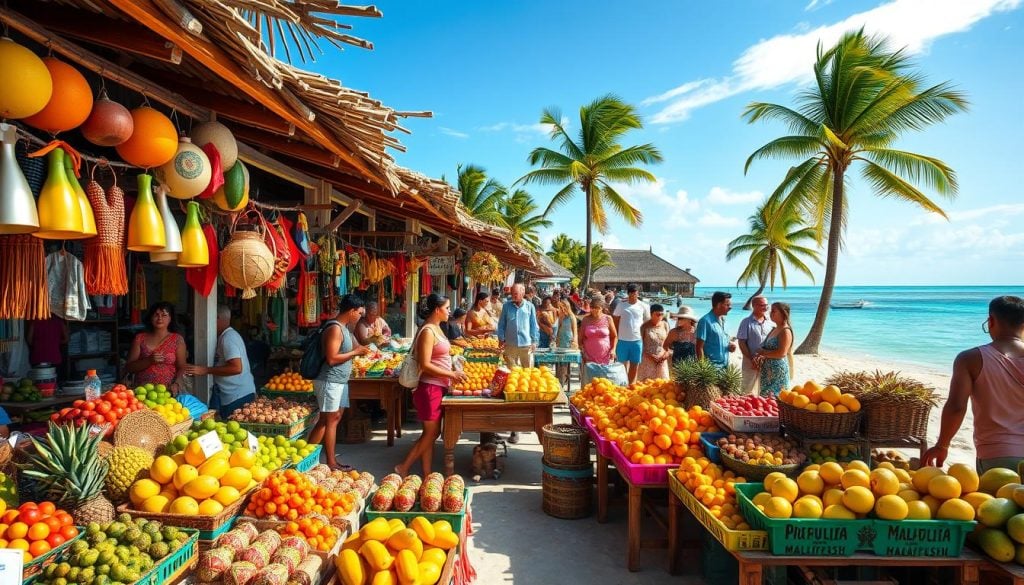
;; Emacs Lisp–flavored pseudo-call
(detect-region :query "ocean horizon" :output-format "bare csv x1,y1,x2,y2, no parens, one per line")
654,285,1024,373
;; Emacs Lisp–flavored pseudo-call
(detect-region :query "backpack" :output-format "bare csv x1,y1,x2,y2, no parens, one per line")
299,320,340,380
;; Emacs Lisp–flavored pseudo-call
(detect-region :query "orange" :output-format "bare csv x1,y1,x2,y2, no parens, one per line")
7,522,28,540
27,522,50,541
8,538,29,551
28,540,50,557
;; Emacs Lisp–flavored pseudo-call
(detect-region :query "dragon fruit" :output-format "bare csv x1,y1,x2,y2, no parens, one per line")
253,530,283,554
197,546,235,582
372,484,397,511
216,528,253,552
279,536,310,557
380,473,403,489
286,555,323,585
421,486,442,512
251,563,290,585
394,488,417,512
399,474,423,492
224,561,260,585
236,522,260,541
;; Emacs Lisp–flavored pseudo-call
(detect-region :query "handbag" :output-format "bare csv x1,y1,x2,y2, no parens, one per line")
399,324,441,389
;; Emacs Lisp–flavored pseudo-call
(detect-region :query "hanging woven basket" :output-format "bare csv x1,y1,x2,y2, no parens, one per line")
220,210,276,299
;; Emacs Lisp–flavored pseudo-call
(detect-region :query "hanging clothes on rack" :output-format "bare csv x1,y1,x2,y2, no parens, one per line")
46,250,91,321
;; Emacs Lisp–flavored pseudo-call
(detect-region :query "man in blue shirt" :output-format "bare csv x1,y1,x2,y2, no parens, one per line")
696,291,737,369
184,305,257,417
497,283,540,369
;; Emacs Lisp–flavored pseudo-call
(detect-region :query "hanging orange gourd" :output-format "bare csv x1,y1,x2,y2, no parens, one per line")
177,201,209,268
81,92,133,147
23,58,94,133
62,151,97,239
33,147,83,239
155,137,211,199
115,107,177,168
126,173,166,251
0,38,52,119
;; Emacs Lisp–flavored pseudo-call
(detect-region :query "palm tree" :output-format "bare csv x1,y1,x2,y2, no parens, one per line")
743,29,967,354
456,164,506,225
546,234,613,284
499,189,552,252
518,95,662,290
547,233,579,269
726,199,821,310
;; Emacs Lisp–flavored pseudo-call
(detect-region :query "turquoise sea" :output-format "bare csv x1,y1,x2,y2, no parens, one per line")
662,286,1024,372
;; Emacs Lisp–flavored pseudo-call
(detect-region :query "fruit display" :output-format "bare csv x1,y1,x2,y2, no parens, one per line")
674,458,751,530
34,513,191,585
336,516,459,585
716,434,806,467
1,378,42,401
451,362,497,396
464,337,499,350
246,469,359,521
371,474,466,513
126,441,260,516
714,395,778,417
276,517,342,552
228,397,314,425
105,446,155,503
169,420,314,471
502,366,561,397
0,501,79,562
352,351,405,378
198,522,326,584
255,435,319,470
264,370,314,393
49,387,145,437
807,442,861,464
778,381,861,413
133,383,190,424
570,377,636,415
955,466,1024,564
176,418,252,453
449,345,465,356
305,465,375,499
872,449,913,470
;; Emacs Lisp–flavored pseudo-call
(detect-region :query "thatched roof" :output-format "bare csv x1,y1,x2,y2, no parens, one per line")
591,249,699,284
530,255,574,281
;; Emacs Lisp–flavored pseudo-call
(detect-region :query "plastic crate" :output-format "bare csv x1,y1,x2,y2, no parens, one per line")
290,444,323,471
609,441,675,486
871,519,975,557
22,528,84,580
670,472,768,552
504,390,559,402
238,410,318,438
258,387,317,401
584,416,615,459
700,432,727,463
365,488,471,534
145,529,199,585
711,403,780,434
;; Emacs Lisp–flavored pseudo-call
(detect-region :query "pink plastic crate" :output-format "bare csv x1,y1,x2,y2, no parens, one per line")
609,442,676,487
584,416,615,459
569,403,584,425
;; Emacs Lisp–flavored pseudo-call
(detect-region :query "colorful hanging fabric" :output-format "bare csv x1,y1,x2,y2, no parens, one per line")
131,260,147,324
293,212,311,258
46,251,91,321
297,257,320,327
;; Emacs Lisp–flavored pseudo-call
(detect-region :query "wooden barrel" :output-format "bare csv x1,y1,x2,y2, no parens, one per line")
542,460,593,519
541,423,590,467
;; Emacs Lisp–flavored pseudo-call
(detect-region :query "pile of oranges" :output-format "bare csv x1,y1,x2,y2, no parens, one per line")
264,370,314,393
503,366,561,396
277,517,341,551
247,469,358,521
452,362,497,394
675,458,751,530
0,501,79,562
570,377,628,415
779,380,861,413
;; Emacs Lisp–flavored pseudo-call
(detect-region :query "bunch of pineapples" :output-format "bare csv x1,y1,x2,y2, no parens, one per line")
19,422,115,524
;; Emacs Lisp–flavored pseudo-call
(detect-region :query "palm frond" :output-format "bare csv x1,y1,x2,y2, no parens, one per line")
744,136,825,174
596,183,643,228
859,148,958,194
859,160,950,217
741,102,823,133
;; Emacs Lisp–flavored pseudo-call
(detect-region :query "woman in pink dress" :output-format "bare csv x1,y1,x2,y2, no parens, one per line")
125,302,187,394
579,296,617,366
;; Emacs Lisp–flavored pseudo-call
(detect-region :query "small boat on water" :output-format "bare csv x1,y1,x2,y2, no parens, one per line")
831,300,867,309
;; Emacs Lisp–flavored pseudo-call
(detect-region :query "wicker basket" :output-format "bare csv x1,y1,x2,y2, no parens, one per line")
341,416,371,444
778,400,862,439
114,410,173,456
169,417,194,437
220,223,275,299
720,451,801,482
861,400,931,441
541,424,590,468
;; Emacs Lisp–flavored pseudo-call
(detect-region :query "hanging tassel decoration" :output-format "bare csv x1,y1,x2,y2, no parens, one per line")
83,167,128,295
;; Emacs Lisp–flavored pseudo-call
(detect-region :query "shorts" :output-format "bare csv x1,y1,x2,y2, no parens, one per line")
412,381,445,422
615,340,643,364
313,380,350,412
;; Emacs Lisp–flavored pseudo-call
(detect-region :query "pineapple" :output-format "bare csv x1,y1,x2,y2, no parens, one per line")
20,422,115,523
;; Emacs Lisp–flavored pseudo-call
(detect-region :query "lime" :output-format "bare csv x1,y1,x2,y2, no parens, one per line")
201,419,216,432
225,421,241,433
144,383,155,391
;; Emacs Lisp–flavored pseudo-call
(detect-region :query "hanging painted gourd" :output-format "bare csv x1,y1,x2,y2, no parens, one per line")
149,185,182,265
34,148,83,239
23,58,94,133
154,137,211,200
115,107,177,168
62,152,97,239
126,174,166,251
190,120,238,171
212,160,249,211
0,38,53,119
0,122,40,234
177,201,209,268
80,94,133,147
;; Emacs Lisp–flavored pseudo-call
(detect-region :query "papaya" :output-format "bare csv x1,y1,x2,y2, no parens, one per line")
213,160,249,211
418,560,442,585
370,570,396,585
393,549,419,585
337,548,367,585
430,529,459,551
979,468,1020,495
387,529,420,553
362,518,391,542
978,497,1020,528
410,517,435,546
359,540,394,572
978,527,1016,562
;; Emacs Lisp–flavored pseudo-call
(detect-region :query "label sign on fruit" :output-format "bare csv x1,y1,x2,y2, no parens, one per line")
247,433,259,454
197,430,224,458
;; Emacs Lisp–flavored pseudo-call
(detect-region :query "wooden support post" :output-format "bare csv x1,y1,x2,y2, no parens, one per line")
193,286,218,406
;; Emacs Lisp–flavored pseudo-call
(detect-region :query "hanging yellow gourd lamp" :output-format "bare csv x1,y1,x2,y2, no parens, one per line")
126,173,165,251
33,147,83,239
177,201,209,267
62,151,96,239
0,37,53,119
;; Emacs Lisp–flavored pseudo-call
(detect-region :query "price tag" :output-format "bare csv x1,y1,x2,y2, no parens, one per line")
247,433,259,454
0,548,25,584
197,430,224,458
88,423,108,438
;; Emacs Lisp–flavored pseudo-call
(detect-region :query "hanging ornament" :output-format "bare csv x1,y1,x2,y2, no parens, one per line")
62,151,97,239
186,222,218,296
80,92,134,147
24,58,94,133
212,160,249,211
115,107,177,168
149,185,182,265
191,120,238,171
126,173,166,251
0,123,40,234
177,201,209,268
33,147,83,239
0,38,53,119
154,137,211,199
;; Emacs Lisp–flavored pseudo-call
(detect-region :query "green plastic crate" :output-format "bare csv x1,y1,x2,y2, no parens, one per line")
145,529,199,585
238,410,318,438
365,487,470,534
22,527,85,580
286,444,323,472
871,519,975,557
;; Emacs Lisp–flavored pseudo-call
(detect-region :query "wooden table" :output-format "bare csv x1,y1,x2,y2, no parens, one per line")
440,392,567,476
348,378,404,447
732,550,986,585
593,450,671,572
0,395,82,417
980,557,1024,584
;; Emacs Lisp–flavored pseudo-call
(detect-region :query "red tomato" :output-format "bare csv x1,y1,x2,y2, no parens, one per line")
49,413,60,422
54,513,73,527
19,508,41,525
2,510,20,524
96,402,111,414
83,402,96,412
42,517,61,534
88,414,105,425
72,400,84,408
114,407,125,418
45,533,65,548
104,411,117,423
59,525,78,539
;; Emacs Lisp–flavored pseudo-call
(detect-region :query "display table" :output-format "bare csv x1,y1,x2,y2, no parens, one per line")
594,451,670,572
440,392,567,476
980,558,1024,584
348,378,403,446
732,550,985,585
0,395,82,417
533,350,582,392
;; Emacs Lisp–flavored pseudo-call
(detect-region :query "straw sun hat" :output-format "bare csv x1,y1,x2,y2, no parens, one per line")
672,306,698,323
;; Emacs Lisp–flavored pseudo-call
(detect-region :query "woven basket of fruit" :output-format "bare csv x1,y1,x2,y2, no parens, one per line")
824,370,938,442
777,400,862,439
169,417,195,437
720,451,800,482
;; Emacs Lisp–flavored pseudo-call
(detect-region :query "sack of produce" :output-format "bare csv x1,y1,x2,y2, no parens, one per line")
197,546,236,582
225,561,260,585
252,563,291,585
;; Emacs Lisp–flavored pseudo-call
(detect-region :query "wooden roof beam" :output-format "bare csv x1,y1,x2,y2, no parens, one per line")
230,125,342,169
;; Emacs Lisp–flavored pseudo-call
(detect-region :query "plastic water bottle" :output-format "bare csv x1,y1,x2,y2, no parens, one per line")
83,369,101,401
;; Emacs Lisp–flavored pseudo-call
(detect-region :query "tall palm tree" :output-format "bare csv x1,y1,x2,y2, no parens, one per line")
546,234,613,284
726,199,821,310
743,29,967,353
518,95,662,290
500,189,552,252
456,164,506,225
547,233,579,269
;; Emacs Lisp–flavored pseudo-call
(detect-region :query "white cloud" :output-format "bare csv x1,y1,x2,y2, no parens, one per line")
614,177,701,228
600,234,624,250
707,186,764,205
438,126,468,139
698,211,744,228
805,0,835,11
645,0,1021,124
911,203,1024,225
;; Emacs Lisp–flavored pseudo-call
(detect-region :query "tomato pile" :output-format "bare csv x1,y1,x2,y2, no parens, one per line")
246,469,358,521
49,385,145,437
0,501,79,562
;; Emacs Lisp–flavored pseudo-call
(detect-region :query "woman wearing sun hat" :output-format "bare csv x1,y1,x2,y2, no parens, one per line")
664,306,698,365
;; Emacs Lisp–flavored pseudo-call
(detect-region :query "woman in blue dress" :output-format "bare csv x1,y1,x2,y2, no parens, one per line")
754,302,794,396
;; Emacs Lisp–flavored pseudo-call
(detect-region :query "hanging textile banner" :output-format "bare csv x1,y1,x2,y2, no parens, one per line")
427,255,454,276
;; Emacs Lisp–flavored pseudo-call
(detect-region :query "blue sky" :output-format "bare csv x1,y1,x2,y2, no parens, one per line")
309,0,1023,287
